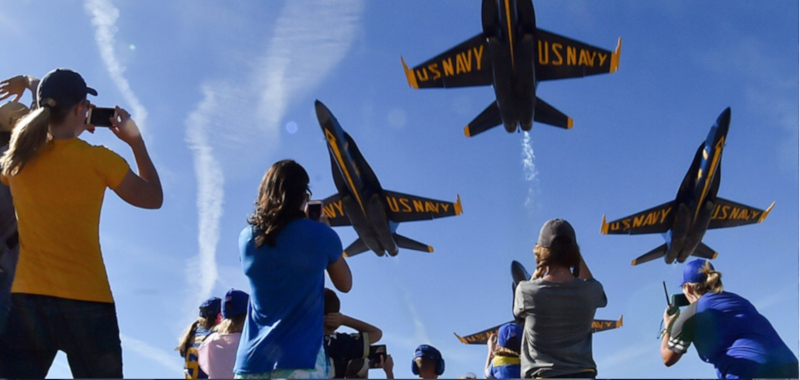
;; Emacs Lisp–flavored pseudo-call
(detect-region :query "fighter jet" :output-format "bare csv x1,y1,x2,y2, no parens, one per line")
314,100,462,257
401,0,621,137
601,108,775,266
454,260,622,344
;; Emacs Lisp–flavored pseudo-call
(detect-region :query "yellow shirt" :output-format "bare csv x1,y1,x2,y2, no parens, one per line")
1,138,129,303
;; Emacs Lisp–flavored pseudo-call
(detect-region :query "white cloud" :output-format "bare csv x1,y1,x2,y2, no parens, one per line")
84,0,148,134
184,86,224,309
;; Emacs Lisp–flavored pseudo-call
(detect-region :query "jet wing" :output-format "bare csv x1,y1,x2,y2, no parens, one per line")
382,190,462,223
535,29,620,81
321,193,353,227
401,34,493,89
601,201,675,235
708,198,774,229
455,315,623,345
592,315,623,333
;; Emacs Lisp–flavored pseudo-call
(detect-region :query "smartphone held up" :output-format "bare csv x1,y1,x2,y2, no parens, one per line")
306,200,323,222
86,107,116,127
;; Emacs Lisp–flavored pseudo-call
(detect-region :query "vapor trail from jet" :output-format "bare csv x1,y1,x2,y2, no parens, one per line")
84,0,149,135
522,131,538,207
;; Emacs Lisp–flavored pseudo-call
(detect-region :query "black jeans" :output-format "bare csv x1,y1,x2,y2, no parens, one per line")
0,293,123,378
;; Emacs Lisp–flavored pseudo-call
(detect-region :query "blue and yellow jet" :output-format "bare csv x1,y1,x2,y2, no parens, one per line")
453,260,622,344
401,0,621,137
314,100,463,257
601,108,775,266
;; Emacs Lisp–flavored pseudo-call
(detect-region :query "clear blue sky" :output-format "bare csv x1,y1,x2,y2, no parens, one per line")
1,1,797,378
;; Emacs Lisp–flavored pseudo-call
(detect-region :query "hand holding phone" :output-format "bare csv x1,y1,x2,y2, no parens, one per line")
368,344,387,368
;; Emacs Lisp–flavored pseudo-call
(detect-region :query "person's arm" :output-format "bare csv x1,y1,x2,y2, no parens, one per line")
110,107,163,209
327,255,352,293
0,75,38,103
328,313,382,344
660,307,682,366
578,254,593,280
382,354,394,379
484,333,497,378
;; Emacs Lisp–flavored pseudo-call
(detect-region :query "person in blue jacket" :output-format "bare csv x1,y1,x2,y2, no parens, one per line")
661,259,798,378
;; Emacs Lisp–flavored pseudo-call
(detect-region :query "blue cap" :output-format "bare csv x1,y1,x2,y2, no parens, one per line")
222,289,249,319
497,322,522,351
414,344,441,362
199,297,221,319
38,68,97,109
681,259,714,287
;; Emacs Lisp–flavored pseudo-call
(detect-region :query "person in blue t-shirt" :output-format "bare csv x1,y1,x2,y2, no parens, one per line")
234,159,352,379
661,259,798,378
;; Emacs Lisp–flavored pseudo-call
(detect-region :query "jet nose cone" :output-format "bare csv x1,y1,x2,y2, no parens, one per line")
315,100,333,125
715,107,731,135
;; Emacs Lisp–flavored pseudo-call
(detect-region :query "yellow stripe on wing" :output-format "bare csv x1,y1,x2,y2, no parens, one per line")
504,0,514,68
694,136,725,222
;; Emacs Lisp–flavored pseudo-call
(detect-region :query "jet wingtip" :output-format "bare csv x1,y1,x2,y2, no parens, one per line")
400,56,420,89
455,194,463,215
759,201,775,222
427,246,434,253
610,37,622,73
600,215,609,234
567,117,574,129
453,332,467,344
463,125,472,137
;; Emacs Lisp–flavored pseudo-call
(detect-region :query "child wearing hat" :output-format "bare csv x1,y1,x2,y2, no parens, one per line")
484,322,522,379
412,344,445,379
177,297,221,379
198,289,249,379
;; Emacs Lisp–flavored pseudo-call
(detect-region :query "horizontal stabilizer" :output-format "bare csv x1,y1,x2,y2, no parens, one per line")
602,200,675,235
454,322,509,345
592,315,623,333
393,233,433,253
344,238,369,258
707,198,774,229
535,29,621,81
401,34,493,89
511,260,530,285
631,243,668,266
692,242,718,260
534,97,573,129
383,190,462,223
464,102,502,137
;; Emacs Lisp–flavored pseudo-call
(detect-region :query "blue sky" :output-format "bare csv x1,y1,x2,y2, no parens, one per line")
1,1,797,378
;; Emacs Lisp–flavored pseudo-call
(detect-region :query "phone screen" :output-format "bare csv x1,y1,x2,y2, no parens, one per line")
88,107,116,127
306,201,322,221
368,345,386,368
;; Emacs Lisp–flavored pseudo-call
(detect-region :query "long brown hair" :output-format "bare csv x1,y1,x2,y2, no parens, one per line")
533,237,581,279
175,316,217,358
0,101,71,177
247,159,310,248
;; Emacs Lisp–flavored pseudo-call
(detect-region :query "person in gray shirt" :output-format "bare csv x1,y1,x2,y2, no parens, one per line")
513,218,607,378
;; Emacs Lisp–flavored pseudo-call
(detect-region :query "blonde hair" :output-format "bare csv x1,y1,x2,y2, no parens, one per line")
213,314,245,334
0,101,73,177
175,316,217,358
532,239,581,279
493,345,519,357
685,261,723,295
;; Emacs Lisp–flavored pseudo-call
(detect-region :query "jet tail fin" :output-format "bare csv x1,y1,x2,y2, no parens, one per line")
534,97,573,129
692,242,718,260
631,243,668,266
344,238,370,258
464,102,502,137
393,233,433,253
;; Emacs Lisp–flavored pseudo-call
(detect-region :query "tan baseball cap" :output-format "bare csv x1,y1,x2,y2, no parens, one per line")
0,102,30,132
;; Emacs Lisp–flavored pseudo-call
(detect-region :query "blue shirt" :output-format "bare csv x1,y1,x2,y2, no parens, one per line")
234,220,343,374
486,356,521,379
668,291,798,378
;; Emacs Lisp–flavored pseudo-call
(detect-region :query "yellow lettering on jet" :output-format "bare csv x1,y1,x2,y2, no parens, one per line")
456,51,471,74
537,40,549,64
473,45,484,70
413,200,424,212
632,214,646,228
578,50,593,67
323,200,345,219
442,57,455,76
551,43,563,65
425,202,439,213
567,46,577,65
386,196,413,213
441,204,450,213
400,198,412,212
661,207,672,223
415,68,429,82
597,52,608,66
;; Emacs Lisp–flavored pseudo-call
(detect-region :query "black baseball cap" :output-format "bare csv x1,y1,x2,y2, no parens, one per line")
537,218,577,248
37,68,97,109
